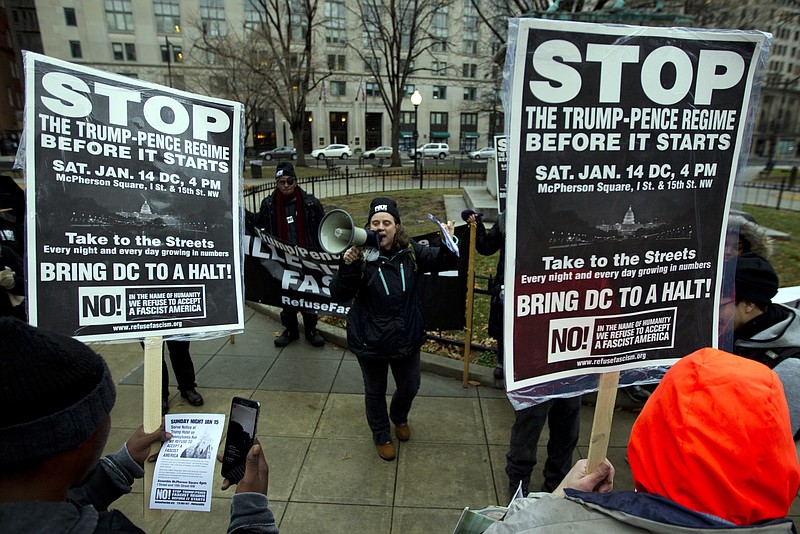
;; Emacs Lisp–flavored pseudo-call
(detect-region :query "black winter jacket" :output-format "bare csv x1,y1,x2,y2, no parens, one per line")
474,214,505,339
246,187,324,248
330,240,455,358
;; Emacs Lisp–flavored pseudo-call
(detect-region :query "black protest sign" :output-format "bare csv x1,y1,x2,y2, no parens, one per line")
504,21,768,391
243,226,467,330
24,53,245,341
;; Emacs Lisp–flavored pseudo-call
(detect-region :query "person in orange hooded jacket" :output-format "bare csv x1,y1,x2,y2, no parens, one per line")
485,347,800,533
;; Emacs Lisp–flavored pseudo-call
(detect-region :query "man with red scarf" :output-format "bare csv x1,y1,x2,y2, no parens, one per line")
250,162,326,347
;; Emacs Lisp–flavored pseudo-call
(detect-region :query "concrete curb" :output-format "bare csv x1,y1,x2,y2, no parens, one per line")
247,301,498,387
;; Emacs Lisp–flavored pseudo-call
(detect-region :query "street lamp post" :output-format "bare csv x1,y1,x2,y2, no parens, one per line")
165,35,172,88
165,25,181,89
411,90,422,188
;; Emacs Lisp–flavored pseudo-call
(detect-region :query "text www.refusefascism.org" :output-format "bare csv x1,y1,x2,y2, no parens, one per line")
575,353,646,367
112,321,183,332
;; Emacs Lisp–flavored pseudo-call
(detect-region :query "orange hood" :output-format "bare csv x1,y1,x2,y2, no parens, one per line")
628,347,800,525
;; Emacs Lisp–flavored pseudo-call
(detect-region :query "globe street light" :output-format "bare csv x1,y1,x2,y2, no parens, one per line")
411,90,422,187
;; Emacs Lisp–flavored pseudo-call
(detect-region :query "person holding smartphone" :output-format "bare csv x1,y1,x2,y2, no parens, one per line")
0,318,277,534
330,197,457,461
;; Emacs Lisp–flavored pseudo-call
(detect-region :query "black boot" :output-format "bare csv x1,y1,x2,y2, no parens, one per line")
306,329,325,347
274,329,299,347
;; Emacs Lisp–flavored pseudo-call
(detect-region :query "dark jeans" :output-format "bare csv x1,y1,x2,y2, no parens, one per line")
357,351,421,444
162,340,197,399
506,395,581,493
280,306,317,333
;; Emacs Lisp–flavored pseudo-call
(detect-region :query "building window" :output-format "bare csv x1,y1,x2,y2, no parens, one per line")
330,81,346,96
364,57,381,72
69,40,82,58
463,39,477,55
432,10,448,53
200,0,227,36
325,0,346,44
461,112,477,126
328,54,346,71
463,87,476,101
244,0,261,34
154,0,181,33
430,111,448,126
112,42,136,61
433,85,447,100
404,84,415,97
462,63,477,78
432,61,447,76
366,81,380,97
64,7,77,26
105,0,134,31
289,0,307,41
161,45,183,63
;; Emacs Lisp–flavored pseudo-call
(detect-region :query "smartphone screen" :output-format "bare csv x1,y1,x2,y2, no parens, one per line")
221,397,260,484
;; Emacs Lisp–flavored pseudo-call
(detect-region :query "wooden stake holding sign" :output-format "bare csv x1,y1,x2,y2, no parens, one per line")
586,371,620,472
142,336,163,519
462,221,478,388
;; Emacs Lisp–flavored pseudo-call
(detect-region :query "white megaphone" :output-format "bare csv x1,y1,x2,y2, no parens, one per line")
318,209,383,254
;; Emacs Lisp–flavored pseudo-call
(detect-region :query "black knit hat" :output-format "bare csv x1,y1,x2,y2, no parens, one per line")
735,252,779,306
0,318,116,468
368,197,401,224
275,161,296,180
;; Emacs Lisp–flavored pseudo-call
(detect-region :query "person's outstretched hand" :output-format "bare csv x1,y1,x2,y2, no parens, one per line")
126,424,172,467
553,458,615,497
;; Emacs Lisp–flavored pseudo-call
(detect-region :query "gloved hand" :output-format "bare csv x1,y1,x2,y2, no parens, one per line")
0,267,15,289
461,209,484,223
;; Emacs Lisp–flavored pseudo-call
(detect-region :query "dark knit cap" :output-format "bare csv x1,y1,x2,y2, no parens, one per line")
0,318,116,468
368,197,401,224
735,252,779,306
275,161,296,180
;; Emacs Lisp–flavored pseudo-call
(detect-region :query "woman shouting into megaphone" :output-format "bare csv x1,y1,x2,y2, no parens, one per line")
330,197,456,462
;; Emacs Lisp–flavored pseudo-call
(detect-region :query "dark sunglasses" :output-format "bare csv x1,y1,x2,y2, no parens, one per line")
277,177,296,186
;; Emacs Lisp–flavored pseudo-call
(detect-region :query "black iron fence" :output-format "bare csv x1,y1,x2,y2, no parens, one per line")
735,180,800,211
243,166,487,212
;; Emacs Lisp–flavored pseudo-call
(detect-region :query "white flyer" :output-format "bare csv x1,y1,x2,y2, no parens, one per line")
149,413,225,512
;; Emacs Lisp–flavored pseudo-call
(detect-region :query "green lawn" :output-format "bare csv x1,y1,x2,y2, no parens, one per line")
742,204,800,286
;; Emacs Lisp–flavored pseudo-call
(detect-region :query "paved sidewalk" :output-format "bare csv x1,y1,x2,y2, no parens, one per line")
91,305,800,533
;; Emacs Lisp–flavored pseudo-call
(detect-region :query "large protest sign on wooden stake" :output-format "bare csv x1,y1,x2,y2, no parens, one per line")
503,20,769,464
23,52,245,516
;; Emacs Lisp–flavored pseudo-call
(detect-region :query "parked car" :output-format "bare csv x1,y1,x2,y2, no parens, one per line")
311,144,353,159
468,147,496,160
362,146,393,159
259,146,297,160
408,143,449,159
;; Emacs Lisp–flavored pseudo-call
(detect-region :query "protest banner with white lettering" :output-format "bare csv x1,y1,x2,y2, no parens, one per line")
503,21,769,395
23,53,245,341
243,226,467,330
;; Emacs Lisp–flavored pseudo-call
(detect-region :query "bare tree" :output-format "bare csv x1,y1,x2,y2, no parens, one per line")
188,36,273,149
192,0,326,165
347,0,451,167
